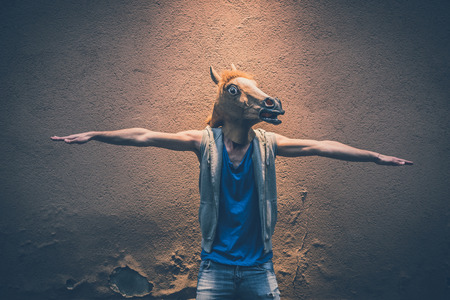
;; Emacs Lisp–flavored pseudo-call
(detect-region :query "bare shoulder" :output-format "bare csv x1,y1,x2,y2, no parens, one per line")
142,129,203,152
274,133,316,146
274,133,290,145
177,130,203,149
274,133,320,157
179,129,203,139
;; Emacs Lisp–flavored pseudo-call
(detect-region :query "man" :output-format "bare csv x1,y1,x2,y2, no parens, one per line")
52,65,412,299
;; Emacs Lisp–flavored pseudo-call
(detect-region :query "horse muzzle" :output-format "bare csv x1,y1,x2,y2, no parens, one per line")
259,97,285,125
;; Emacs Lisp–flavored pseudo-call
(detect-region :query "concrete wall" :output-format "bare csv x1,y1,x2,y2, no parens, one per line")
1,0,449,299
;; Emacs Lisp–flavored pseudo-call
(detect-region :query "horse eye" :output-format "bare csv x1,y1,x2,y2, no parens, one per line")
227,85,239,95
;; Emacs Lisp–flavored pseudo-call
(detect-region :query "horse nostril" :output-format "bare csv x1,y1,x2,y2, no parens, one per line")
264,98,275,108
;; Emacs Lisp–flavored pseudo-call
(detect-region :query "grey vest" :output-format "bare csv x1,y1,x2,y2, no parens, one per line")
199,126,278,253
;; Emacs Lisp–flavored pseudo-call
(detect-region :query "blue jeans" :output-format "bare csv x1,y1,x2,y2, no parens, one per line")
196,260,281,299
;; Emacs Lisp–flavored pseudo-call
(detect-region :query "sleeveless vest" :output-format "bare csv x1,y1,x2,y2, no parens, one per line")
198,126,278,253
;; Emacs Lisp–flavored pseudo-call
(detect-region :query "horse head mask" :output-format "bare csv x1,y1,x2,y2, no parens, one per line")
206,64,285,144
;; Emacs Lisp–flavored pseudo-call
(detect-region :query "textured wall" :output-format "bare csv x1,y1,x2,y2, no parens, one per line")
1,0,449,299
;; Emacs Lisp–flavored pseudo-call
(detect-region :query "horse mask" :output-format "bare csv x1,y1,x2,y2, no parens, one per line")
207,64,285,144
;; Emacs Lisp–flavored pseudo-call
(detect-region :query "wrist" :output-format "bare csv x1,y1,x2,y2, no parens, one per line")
87,131,100,141
374,153,381,163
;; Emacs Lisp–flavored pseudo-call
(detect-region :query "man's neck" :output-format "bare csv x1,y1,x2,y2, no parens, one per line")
223,134,252,169
221,120,255,145
223,135,250,150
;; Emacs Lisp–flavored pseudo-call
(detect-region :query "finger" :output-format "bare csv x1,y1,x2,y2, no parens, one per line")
51,136,66,141
395,159,413,166
64,138,77,143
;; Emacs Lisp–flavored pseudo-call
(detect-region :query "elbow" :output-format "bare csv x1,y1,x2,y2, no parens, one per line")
125,129,154,146
314,140,339,157
135,132,155,146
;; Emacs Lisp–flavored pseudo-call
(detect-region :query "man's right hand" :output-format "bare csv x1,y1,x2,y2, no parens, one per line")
51,132,93,144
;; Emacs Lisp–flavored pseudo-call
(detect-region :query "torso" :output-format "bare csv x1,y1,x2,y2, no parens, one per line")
223,137,251,169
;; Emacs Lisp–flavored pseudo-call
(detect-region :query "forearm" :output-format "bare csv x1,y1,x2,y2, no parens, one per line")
317,141,413,166
317,141,379,162
90,128,152,146
52,128,154,146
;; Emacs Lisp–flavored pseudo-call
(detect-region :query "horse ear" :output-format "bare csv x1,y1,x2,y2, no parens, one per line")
210,66,221,85
231,63,237,71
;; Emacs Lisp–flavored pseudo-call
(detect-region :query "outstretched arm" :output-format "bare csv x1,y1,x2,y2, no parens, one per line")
51,128,202,153
275,134,413,166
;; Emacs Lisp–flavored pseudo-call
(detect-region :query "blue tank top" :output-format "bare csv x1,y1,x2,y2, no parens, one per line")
201,142,273,266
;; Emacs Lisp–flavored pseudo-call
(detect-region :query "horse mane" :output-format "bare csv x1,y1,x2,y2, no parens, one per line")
218,70,253,87
205,69,254,126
